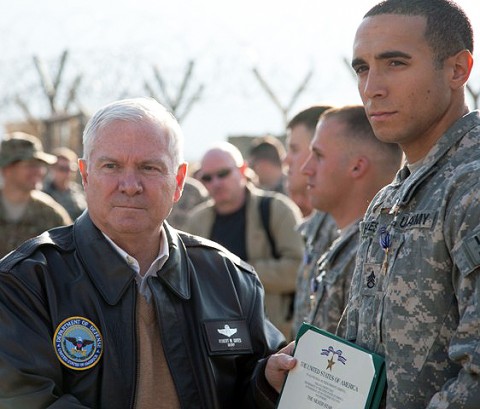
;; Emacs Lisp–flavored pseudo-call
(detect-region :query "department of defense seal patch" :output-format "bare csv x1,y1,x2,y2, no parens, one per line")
53,316,103,370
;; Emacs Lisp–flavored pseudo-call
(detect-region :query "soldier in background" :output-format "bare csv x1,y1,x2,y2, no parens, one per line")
43,147,87,220
284,105,338,338
166,176,209,230
0,133,72,257
248,135,287,194
302,105,402,336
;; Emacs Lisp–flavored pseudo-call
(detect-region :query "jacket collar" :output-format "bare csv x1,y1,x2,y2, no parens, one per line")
73,213,191,305
388,111,480,209
156,223,191,300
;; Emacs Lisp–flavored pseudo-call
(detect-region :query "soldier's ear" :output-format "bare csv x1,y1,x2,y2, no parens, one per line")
447,49,473,90
351,156,369,179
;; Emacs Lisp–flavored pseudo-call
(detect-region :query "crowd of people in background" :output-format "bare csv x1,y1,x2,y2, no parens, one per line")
1,0,479,407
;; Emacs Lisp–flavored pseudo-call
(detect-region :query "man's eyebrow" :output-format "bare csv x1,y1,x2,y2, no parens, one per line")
376,50,412,60
351,57,366,68
352,51,412,68
96,155,115,162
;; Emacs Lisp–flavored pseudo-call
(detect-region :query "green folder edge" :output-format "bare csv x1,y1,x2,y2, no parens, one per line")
276,322,387,409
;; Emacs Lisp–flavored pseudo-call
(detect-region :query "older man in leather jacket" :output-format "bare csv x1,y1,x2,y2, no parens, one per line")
0,98,291,409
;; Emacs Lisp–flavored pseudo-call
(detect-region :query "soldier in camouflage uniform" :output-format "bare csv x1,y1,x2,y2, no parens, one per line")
43,147,87,220
283,105,339,338
302,106,402,337
291,211,337,337
0,133,72,257
167,176,209,230
344,1,480,407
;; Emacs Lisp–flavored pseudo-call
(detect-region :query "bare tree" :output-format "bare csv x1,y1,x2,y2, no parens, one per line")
15,50,83,118
144,60,204,123
252,67,313,127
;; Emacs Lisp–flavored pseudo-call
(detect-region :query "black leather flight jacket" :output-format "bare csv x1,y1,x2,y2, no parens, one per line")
0,212,284,408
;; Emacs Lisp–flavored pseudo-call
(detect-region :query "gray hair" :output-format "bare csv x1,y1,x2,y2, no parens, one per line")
82,97,184,169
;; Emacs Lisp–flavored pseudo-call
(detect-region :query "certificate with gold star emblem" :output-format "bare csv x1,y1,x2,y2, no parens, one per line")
276,323,386,409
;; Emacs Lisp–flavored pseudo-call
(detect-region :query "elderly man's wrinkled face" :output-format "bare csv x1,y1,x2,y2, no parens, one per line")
79,120,186,242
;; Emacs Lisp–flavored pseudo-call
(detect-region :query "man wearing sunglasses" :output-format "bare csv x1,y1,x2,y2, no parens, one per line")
186,142,304,339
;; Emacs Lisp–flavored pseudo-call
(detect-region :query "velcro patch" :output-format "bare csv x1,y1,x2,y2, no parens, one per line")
396,211,436,230
464,234,480,268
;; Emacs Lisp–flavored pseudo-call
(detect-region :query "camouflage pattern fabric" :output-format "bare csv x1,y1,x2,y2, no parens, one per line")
345,111,480,408
167,177,208,231
292,210,338,338
43,180,87,220
0,190,72,258
309,220,360,337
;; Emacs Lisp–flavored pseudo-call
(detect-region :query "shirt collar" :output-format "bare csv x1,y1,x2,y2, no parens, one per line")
102,228,169,300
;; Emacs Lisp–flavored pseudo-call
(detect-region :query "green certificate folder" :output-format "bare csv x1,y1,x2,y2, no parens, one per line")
276,323,386,409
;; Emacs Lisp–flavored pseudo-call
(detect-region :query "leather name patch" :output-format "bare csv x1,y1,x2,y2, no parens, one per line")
204,319,253,355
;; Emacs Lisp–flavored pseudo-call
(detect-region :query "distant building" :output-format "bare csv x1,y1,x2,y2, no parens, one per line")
4,112,88,158
227,134,286,158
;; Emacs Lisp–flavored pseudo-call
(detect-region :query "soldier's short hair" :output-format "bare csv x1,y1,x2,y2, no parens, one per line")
365,0,473,68
319,105,403,170
287,105,332,135
249,136,285,167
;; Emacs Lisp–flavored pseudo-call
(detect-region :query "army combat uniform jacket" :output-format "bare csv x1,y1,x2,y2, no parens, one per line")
0,212,284,409
0,189,72,258
345,111,480,408
291,211,338,338
309,220,360,337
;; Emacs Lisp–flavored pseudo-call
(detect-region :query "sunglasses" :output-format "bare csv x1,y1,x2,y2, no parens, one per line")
200,168,234,183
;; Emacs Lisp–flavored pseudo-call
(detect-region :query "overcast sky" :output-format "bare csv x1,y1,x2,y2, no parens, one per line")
1,0,479,161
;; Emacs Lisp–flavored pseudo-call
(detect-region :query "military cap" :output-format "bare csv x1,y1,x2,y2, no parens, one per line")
0,132,56,168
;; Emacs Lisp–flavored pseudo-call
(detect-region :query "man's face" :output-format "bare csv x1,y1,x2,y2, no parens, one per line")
200,150,245,209
3,159,47,192
284,123,313,195
352,14,452,161
302,118,352,214
79,120,186,242
52,157,74,188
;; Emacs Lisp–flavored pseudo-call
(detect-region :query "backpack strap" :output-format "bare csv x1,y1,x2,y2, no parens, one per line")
259,195,295,321
259,196,280,260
